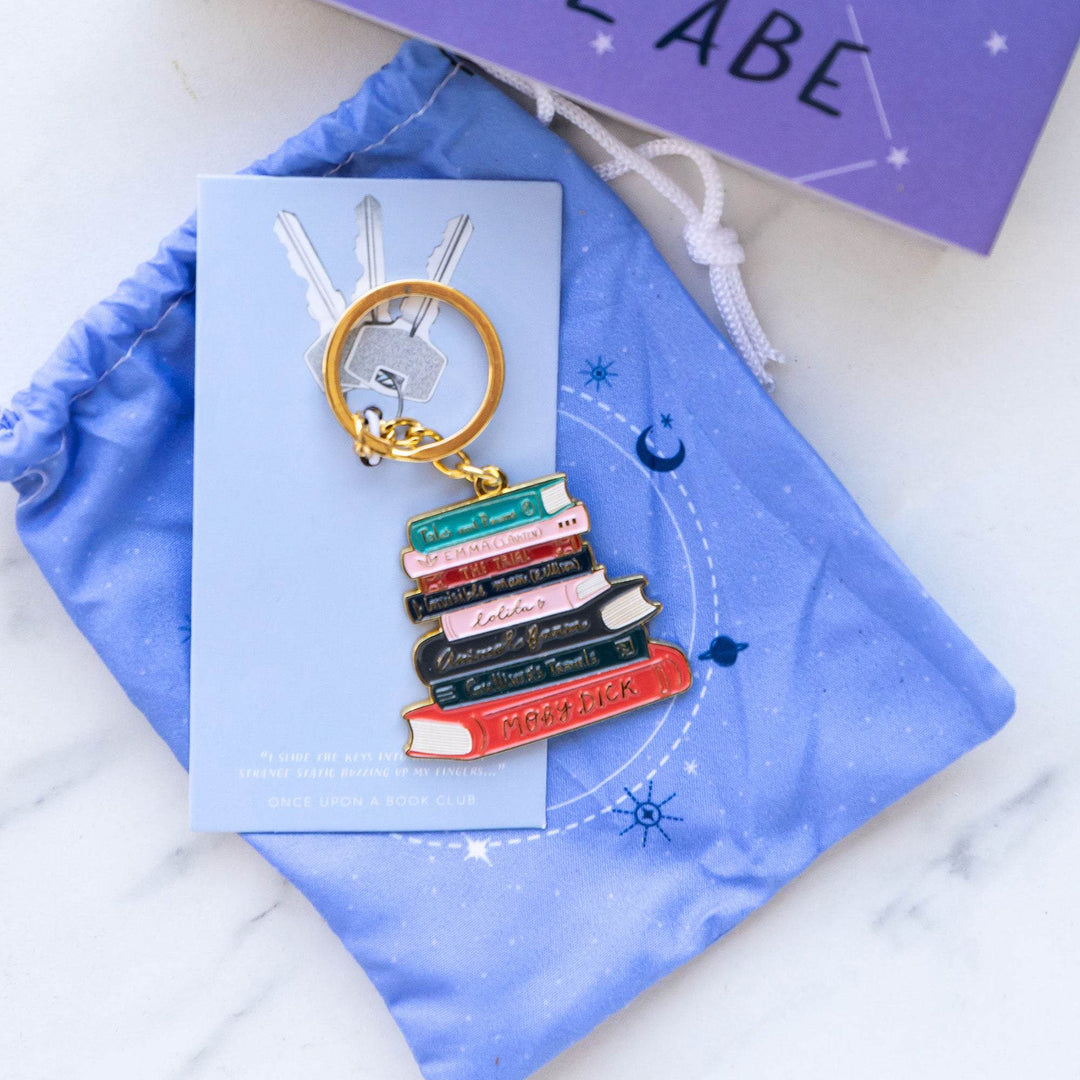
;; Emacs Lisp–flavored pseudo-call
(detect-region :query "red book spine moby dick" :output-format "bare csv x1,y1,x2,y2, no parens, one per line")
404,642,692,760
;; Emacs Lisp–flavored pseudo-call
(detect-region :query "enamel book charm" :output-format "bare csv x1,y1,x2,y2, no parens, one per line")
323,280,692,760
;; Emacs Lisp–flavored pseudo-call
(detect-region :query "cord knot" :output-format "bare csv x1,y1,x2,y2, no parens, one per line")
682,220,744,268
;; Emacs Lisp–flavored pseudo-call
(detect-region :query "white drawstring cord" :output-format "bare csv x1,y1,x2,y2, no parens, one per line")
476,59,785,388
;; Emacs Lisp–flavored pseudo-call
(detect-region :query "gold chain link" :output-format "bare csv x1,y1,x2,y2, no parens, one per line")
354,415,507,497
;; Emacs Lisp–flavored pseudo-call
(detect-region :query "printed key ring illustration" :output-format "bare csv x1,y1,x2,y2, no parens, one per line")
274,196,473,404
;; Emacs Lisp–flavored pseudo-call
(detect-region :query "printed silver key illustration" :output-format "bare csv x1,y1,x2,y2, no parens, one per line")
338,194,401,401
344,210,473,403
272,210,361,391
273,197,473,404
351,195,395,329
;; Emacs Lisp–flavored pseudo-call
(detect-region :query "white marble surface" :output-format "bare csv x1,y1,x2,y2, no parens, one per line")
1,2,1077,1077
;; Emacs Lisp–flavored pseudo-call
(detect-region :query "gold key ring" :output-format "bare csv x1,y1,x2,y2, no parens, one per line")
322,280,504,464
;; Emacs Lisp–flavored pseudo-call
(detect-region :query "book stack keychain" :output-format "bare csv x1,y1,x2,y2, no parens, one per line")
323,279,692,760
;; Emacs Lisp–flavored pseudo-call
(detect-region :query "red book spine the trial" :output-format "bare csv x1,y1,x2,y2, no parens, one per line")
416,535,583,594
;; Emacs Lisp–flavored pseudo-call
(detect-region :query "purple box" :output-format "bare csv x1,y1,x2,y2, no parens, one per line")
325,0,1080,252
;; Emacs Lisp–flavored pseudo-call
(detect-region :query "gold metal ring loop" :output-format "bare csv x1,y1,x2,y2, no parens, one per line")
322,280,505,464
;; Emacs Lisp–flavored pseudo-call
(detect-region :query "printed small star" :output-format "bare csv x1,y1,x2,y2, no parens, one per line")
590,32,615,56
985,31,1008,56
684,760,699,775
886,146,910,170
463,836,493,866
660,413,673,428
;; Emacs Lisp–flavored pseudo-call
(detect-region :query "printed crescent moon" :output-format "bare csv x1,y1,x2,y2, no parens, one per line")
635,425,686,473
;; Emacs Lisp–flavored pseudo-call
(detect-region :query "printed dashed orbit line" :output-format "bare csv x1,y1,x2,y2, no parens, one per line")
390,384,720,853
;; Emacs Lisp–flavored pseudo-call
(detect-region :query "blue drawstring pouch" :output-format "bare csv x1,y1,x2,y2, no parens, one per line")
0,41,1013,1080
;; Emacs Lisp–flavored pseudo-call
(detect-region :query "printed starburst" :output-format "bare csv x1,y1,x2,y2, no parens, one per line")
580,356,618,393
613,782,683,847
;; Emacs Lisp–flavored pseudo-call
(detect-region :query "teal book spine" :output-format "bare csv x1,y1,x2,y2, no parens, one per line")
408,476,569,553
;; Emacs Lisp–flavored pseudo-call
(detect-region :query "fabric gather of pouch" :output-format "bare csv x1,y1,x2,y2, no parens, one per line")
0,40,1014,1080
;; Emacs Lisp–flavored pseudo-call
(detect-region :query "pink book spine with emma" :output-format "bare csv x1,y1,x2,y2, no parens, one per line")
402,505,589,579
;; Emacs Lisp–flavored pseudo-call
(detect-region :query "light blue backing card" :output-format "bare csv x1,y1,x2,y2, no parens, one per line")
190,176,561,831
